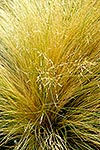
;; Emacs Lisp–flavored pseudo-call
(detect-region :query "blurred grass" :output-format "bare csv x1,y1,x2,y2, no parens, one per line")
0,0,100,149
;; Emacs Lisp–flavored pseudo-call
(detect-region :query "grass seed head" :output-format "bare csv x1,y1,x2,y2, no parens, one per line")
0,0,100,149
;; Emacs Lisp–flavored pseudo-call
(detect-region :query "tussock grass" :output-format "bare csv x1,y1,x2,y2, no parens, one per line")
0,0,100,149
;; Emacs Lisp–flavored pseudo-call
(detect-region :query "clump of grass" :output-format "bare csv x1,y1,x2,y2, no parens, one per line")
0,0,100,149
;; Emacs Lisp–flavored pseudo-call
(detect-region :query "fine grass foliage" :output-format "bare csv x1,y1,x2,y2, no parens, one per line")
0,0,100,149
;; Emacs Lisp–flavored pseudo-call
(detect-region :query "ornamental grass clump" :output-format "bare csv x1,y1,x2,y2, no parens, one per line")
0,0,100,149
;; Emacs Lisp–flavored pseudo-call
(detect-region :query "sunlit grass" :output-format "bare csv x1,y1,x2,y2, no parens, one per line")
0,0,100,149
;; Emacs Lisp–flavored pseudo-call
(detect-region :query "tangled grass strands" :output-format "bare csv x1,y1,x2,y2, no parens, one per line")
0,0,100,149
